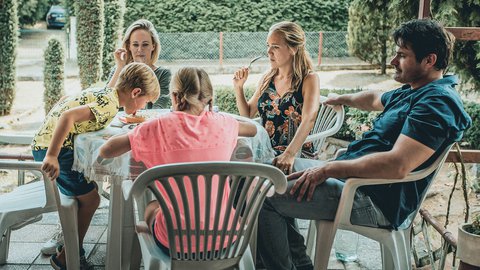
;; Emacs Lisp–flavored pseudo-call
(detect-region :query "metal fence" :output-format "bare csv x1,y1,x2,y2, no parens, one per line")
159,31,349,63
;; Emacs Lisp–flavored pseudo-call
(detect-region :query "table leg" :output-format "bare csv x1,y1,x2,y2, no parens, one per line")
105,176,123,270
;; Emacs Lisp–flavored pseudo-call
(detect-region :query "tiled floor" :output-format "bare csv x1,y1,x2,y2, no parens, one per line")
1,197,382,270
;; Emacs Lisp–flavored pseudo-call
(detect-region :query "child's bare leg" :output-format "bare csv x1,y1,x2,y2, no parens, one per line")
77,188,101,246
145,200,160,232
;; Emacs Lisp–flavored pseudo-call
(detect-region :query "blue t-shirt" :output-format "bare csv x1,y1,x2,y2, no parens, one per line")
336,75,471,228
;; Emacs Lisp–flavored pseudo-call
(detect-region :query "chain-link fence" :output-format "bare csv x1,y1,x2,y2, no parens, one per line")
159,31,349,62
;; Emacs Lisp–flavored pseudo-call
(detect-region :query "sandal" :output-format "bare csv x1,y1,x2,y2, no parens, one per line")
50,254,67,270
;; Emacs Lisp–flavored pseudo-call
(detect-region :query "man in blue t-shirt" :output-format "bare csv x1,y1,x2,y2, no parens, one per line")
257,19,472,270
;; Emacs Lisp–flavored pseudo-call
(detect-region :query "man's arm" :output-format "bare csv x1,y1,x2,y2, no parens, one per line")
325,90,385,111
288,134,435,201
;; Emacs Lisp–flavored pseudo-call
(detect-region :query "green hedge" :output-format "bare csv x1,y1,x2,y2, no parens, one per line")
0,0,18,115
214,86,256,115
76,0,104,89
43,37,65,114
124,0,351,32
462,101,480,150
102,0,124,81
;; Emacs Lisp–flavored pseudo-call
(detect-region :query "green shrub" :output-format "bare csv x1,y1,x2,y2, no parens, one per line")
462,101,480,150
214,86,256,115
0,0,18,115
102,0,124,81
124,0,352,32
43,37,65,114
76,0,104,89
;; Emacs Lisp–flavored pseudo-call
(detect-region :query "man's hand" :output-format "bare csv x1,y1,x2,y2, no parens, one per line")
42,154,60,180
323,93,342,106
288,166,328,202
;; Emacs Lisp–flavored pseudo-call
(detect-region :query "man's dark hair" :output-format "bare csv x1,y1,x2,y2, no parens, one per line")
393,19,455,70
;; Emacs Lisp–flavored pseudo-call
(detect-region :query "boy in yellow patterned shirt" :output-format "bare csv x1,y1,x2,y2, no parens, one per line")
31,62,160,269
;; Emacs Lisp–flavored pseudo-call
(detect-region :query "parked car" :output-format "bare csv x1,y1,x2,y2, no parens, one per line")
46,5,66,29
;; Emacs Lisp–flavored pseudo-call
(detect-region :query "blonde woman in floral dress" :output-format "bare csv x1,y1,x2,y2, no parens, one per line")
232,21,320,270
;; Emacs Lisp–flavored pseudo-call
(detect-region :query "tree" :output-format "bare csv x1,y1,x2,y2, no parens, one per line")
76,0,104,89
102,0,124,81
347,0,393,74
43,38,65,114
433,1,480,92
0,0,18,115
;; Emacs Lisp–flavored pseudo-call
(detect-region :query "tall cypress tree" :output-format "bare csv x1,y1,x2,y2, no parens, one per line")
76,0,104,89
102,0,124,81
347,0,392,74
43,38,65,114
0,0,18,115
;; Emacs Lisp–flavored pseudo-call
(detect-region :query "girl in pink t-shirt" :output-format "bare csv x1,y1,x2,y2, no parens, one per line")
99,67,256,254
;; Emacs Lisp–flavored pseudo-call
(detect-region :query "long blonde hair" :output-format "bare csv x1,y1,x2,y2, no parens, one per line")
122,19,161,67
259,21,313,94
170,67,213,112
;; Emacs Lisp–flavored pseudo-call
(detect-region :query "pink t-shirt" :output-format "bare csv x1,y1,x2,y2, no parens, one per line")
128,111,239,252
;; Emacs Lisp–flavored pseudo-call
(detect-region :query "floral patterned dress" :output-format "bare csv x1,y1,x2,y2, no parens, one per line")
257,81,315,157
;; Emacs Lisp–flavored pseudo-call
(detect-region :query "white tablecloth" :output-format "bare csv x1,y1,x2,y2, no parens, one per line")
72,111,275,182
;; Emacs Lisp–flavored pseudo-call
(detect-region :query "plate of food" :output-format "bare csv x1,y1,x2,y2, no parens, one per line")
118,114,146,124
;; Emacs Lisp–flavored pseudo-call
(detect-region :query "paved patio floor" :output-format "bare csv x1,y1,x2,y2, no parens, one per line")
0,196,382,270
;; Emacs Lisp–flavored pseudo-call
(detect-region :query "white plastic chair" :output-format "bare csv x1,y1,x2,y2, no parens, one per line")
306,145,453,270
253,96,345,159
124,161,287,270
303,96,344,159
0,160,57,264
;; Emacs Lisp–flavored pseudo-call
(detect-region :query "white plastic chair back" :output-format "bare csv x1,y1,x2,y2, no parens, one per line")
303,96,344,159
127,161,287,270
0,160,57,264
307,144,453,270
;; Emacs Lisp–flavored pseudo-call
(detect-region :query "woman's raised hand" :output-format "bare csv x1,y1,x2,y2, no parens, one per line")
233,67,249,90
113,48,128,67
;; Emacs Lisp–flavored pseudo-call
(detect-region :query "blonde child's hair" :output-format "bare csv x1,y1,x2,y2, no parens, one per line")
115,62,160,102
170,67,213,111
259,21,313,94
122,19,161,66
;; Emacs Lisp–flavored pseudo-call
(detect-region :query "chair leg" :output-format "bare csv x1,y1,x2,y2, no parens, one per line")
313,220,336,270
129,233,142,270
239,245,255,270
305,220,316,258
58,195,80,270
0,228,11,264
380,232,411,270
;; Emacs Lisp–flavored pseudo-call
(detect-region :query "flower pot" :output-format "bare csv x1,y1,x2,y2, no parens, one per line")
457,223,480,267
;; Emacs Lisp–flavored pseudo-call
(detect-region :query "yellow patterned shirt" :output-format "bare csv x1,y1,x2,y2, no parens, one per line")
32,87,120,150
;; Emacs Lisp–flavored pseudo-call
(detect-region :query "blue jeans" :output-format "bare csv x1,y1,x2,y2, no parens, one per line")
32,148,96,196
257,167,390,270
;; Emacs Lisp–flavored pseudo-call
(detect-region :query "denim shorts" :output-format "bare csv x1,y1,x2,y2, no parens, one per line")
32,148,96,196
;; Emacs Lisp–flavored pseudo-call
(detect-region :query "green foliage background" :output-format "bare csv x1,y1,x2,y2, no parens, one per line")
76,0,104,89
43,37,65,114
347,0,393,74
102,0,124,81
0,0,18,115
463,101,480,150
124,0,352,32
349,0,480,90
